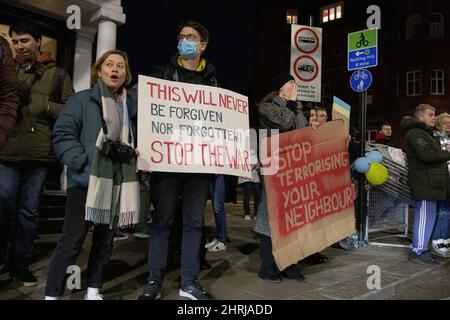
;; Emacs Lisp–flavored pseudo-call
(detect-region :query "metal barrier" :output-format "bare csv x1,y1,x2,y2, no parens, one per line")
363,144,412,248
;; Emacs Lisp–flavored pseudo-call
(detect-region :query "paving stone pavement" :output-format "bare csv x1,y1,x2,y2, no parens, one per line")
0,202,448,300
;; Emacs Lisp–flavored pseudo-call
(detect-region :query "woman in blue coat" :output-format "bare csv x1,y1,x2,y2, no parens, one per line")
45,50,139,300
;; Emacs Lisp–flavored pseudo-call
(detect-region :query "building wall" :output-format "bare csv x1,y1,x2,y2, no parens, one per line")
250,0,450,145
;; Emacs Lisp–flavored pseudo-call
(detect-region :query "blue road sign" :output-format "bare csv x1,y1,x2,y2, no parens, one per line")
348,47,377,71
350,69,372,92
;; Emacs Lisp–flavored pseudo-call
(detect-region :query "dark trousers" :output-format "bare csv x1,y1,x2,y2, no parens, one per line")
242,182,261,217
148,173,211,288
45,187,115,297
0,163,48,270
259,234,279,276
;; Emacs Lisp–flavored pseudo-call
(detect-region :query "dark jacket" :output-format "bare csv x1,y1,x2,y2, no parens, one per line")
52,82,137,189
401,116,450,200
0,54,74,162
258,95,308,133
375,132,395,147
153,54,218,87
255,95,308,236
0,36,19,150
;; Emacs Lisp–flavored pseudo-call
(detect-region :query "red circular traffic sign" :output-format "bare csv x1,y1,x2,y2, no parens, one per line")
293,55,319,82
294,27,320,54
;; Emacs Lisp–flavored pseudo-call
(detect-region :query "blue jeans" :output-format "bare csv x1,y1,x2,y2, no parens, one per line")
0,163,48,269
210,175,227,242
432,201,450,241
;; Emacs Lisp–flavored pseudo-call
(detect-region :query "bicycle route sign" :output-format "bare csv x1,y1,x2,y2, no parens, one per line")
350,69,372,92
347,29,377,71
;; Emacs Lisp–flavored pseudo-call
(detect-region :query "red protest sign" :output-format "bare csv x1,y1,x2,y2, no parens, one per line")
263,120,355,270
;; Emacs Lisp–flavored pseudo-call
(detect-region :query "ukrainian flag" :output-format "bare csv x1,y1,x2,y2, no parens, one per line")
332,96,351,118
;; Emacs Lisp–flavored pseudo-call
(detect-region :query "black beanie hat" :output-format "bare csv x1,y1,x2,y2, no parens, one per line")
269,73,295,92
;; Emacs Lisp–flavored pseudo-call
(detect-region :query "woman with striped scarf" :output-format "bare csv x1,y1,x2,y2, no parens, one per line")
45,50,139,300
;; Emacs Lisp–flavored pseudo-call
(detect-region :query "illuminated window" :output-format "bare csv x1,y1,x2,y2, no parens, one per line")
321,2,344,23
286,9,298,24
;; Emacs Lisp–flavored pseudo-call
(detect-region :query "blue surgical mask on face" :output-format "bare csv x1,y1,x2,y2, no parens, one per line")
177,38,198,59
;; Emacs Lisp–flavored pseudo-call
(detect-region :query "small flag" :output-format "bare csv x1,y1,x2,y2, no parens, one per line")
332,96,351,134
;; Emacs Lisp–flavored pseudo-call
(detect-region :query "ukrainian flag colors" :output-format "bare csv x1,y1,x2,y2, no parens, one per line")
332,96,351,118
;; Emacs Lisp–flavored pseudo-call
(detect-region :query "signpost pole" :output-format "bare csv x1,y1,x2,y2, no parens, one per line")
358,90,368,243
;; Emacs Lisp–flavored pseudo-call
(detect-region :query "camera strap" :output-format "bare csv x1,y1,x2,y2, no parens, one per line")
97,101,132,144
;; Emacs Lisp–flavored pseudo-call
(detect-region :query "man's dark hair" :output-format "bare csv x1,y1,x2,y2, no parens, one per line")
379,122,392,131
177,20,210,43
9,21,42,42
315,107,327,113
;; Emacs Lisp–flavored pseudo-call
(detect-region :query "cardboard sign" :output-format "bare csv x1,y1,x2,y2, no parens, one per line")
263,121,355,270
137,75,251,178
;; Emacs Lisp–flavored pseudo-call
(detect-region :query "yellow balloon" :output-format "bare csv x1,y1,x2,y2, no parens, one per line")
365,162,388,185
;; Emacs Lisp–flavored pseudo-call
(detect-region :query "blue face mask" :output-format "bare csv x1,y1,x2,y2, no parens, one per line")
177,38,198,59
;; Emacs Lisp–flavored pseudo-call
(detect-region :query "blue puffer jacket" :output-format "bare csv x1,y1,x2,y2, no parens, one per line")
52,82,137,189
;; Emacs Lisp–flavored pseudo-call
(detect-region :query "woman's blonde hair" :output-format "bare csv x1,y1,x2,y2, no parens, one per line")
436,112,450,131
91,50,132,88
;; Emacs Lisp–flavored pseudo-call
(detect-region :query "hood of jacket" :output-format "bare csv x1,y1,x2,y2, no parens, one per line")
400,116,434,136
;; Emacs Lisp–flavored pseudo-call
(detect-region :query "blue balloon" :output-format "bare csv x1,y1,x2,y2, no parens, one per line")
366,151,383,163
355,157,371,173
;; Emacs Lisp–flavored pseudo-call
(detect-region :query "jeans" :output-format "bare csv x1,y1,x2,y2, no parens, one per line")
431,201,450,241
148,173,211,288
0,162,48,270
45,187,115,297
210,175,227,242
241,182,261,217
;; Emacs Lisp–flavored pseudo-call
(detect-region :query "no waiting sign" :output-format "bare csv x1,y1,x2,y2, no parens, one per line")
291,25,322,102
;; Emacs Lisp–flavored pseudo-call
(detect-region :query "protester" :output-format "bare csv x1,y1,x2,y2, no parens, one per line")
0,22,73,287
238,147,261,221
138,20,217,300
45,50,139,300
400,104,450,265
375,122,395,147
255,72,308,283
431,113,450,257
315,107,328,125
0,35,19,151
205,175,228,252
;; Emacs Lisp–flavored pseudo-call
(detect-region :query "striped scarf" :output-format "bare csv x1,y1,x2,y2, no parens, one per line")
85,80,140,229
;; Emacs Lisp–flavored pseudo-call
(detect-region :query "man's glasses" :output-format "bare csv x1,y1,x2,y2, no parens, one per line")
177,34,201,42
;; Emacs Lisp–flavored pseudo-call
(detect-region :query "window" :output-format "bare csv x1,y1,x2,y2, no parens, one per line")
321,2,343,23
405,15,422,41
286,9,298,24
431,70,445,95
430,13,444,39
407,71,422,96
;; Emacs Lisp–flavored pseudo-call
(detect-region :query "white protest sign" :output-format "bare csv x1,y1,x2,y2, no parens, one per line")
137,75,251,178
290,25,322,102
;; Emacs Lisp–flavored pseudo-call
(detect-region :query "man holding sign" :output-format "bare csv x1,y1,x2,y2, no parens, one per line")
139,20,218,301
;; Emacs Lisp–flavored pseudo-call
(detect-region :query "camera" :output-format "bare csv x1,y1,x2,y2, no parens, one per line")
100,139,136,162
